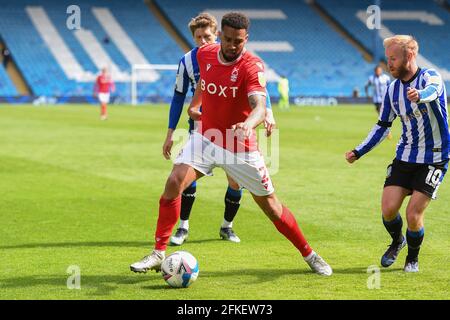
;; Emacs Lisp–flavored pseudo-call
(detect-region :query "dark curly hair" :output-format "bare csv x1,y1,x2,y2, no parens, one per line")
221,12,250,31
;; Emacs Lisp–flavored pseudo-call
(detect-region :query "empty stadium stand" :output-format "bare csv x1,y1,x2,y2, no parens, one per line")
0,0,447,100
316,0,450,89
0,64,17,96
0,0,183,101
154,0,376,97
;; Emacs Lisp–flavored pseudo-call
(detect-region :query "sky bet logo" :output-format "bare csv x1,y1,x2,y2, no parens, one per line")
201,79,238,98
401,107,429,122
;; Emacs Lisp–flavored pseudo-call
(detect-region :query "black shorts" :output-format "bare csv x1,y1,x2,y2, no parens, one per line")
374,103,382,113
384,158,449,199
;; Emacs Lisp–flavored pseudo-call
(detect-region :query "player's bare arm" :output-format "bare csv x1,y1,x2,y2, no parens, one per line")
264,108,276,137
164,83,202,160
232,94,266,139
162,128,175,160
187,82,202,121
246,93,267,128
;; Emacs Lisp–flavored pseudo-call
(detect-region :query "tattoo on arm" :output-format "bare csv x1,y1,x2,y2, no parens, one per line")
248,94,266,109
245,94,267,128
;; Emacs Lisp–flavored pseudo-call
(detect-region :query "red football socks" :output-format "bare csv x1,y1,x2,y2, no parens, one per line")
155,196,181,251
101,103,107,116
272,206,313,257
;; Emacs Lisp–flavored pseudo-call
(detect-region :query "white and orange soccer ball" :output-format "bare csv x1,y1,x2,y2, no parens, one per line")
161,251,199,288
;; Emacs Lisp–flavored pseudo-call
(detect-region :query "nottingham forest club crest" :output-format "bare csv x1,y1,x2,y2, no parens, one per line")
231,67,238,82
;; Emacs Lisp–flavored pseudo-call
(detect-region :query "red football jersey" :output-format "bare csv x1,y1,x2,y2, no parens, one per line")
196,43,267,152
95,74,115,93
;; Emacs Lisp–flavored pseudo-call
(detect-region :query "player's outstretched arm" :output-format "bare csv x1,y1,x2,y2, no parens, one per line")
345,122,391,164
187,82,202,121
346,88,395,164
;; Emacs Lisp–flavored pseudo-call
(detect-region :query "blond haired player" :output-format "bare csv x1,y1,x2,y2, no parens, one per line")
346,35,448,272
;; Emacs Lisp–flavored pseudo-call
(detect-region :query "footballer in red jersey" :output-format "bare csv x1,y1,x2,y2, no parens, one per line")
195,42,265,153
130,12,332,276
94,67,115,120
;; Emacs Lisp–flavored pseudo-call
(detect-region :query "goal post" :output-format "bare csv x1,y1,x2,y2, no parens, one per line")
131,64,178,105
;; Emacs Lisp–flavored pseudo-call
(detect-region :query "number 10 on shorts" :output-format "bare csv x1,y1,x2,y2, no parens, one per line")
425,166,442,188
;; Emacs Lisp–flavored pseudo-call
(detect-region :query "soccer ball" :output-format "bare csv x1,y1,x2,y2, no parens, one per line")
161,251,199,288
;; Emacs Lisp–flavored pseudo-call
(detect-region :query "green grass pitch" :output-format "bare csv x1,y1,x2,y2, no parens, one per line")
0,103,448,300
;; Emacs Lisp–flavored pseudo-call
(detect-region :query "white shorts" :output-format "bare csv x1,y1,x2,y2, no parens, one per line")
175,132,274,196
98,93,110,104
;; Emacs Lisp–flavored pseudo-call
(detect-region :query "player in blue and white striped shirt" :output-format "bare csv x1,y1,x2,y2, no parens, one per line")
162,13,276,247
365,65,391,114
346,35,448,273
365,65,392,139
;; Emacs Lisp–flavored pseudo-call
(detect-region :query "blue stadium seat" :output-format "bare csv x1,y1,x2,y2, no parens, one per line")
316,0,450,89
154,0,375,97
0,0,183,100
1,0,446,99
0,64,17,96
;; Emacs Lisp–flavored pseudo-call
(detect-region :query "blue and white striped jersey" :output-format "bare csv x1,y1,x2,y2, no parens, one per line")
355,68,449,164
366,73,391,103
169,47,272,130
174,47,200,96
